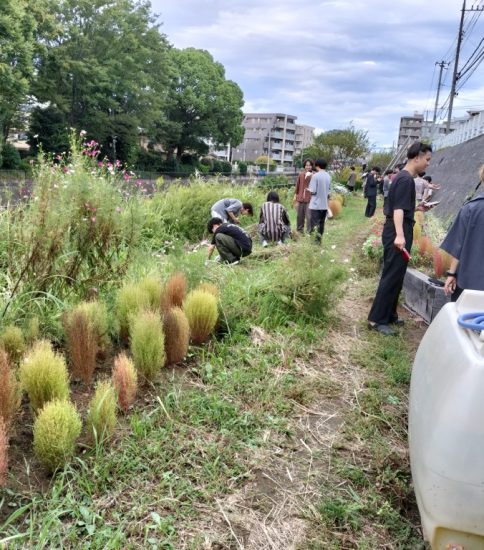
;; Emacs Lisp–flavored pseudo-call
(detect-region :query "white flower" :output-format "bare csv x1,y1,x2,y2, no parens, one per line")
331,244,336,250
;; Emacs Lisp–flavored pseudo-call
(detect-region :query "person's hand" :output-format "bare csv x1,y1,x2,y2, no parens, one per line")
233,218,240,224
394,235,405,250
444,275,456,296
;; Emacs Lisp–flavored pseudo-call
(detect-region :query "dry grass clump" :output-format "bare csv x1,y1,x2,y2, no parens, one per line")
163,272,187,311
1,325,26,365
183,290,218,345
19,340,70,411
86,380,117,442
196,282,220,299
0,349,21,430
163,307,190,366
33,400,82,472
130,311,165,380
112,353,138,413
0,418,8,487
64,308,98,384
139,276,164,311
116,283,151,340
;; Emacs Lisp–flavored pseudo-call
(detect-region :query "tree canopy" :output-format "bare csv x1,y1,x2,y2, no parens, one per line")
158,48,244,160
303,124,371,167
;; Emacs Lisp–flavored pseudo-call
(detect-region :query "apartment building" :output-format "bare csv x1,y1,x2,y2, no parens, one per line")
232,113,297,167
294,124,315,162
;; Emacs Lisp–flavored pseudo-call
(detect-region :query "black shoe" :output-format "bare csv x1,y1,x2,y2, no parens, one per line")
390,318,405,326
368,322,396,336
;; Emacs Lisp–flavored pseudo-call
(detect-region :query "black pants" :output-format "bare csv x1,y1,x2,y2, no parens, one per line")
215,233,251,263
365,196,376,217
296,202,310,233
368,218,413,325
309,209,327,243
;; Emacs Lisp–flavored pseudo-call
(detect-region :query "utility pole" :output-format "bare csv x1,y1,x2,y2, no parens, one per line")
432,61,449,132
446,0,484,132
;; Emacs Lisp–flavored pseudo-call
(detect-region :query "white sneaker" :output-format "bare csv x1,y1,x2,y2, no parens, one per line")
262,240,268,248
277,240,283,245
215,255,221,263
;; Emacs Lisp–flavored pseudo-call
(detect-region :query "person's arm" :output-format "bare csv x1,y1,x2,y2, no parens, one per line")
227,210,240,224
282,207,290,226
393,209,405,250
444,257,459,296
207,244,216,259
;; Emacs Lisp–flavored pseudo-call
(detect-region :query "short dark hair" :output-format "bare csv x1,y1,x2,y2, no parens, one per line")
418,171,426,177
303,158,314,167
396,163,404,170
384,169,392,175
350,166,355,171
407,141,432,160
423,175,432,183
315,158,327,169
372,166,381,174
242,202,253,216
207,217,223,233
266,191,279,203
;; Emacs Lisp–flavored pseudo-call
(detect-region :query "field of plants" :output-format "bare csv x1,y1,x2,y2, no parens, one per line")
0,141,429,548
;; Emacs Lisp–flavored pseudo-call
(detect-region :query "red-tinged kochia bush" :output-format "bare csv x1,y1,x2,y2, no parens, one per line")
183,290,218,345
112,354,138,413
418,235,434,258
163,307,190,366
64,308,98,384
163,272,187,311
0,418,8,487
0,349,21,430
33,400,82,473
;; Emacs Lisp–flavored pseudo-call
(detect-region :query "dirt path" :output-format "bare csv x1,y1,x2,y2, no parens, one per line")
188,270,428,549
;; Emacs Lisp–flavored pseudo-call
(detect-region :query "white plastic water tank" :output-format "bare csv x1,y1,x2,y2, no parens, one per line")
409,290,484,550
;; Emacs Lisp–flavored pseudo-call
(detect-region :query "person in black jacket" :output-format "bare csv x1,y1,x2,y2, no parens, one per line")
364,166,380,217
206,218,252,265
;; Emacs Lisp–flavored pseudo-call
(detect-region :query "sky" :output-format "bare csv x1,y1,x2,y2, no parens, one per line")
151,0,484,150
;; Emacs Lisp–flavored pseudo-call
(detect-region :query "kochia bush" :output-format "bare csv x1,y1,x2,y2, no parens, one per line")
0,418,8,487
33,400,82,472
112,353,138,413
139,276,164,311
130,312,165,380
64,308,98,384
116,284,151,340
183,290,218,345
19,340,70,411
1,325,26,365
86,381,117,442
163,307,190,366
163,272,187,311
73,301,110,354
0,349,21,430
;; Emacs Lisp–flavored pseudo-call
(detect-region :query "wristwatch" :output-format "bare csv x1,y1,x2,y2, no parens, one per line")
446,271,457,277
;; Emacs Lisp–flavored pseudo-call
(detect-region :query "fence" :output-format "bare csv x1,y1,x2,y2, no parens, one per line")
432,112,484,150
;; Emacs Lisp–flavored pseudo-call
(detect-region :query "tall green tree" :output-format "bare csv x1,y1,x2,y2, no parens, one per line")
304,124,371,167
158,48,244,160
0,0,36,141
30,0,170,161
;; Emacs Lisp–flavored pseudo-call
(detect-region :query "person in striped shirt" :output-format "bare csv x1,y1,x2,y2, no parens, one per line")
259,191,291,247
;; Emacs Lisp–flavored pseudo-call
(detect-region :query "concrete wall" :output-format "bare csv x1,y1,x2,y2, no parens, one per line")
428,133,484,222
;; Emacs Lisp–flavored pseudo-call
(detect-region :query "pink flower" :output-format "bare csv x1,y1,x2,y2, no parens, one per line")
91,217,96,223
62,166,69,173
116,207,122,213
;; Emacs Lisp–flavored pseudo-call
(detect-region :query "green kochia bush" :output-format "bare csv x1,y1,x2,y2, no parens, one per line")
19,340,70,411
116,283,151,340
183,290,218,345
86,381,117,442
33,400,82,472
0,325,26,365
130,311,165,380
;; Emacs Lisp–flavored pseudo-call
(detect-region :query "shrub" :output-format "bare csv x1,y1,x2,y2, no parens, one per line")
164,307,190,366
86,381,117,442
418,235,434,258
1,325,26,364
163,272,187,311
196,282,220,299
328,199,342,218
0,418,8,487
116,284,151,340
433,249,452,278
0,349,21,430
64,308,98,384
130,311,165,380
74,301,110,353
25,317,40,344
19,340,70,411
112,353,138,412
33,400,82,472
184,290,218,345
1,143,21,169
139,276,163,311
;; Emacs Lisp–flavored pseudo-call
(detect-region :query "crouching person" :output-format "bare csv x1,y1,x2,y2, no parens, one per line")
259,191,291,246
206,217,252,265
